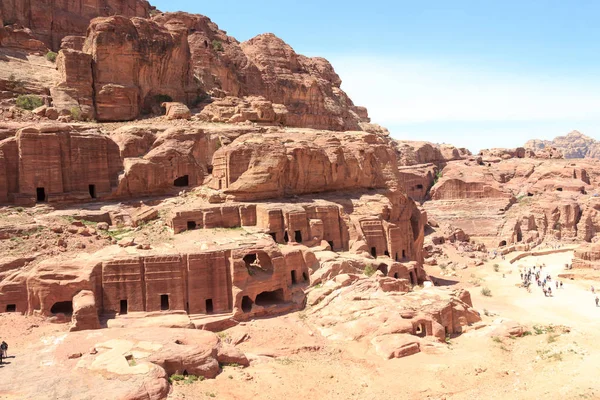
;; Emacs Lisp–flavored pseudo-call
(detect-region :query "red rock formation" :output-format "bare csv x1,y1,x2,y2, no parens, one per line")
425,156,600,248
152,12,369,131
305,277,480,357
396,141,470,167
479,146,562,160
70,289,101,331
393,141,472,202
0,124,122,205
398,163,438,202
0,327,245,399
0,0,152,50
114,126,218,197
196,96,288,125
163,102,191,120
240,33,364,131
526,130,600,159
50,49,94,119
83,16,195,121
169,191,426,265
573,243,600,268
210,131,401,200
0,25,47,52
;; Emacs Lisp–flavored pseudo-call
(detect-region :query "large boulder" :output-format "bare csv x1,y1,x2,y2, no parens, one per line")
70,290,100,331
163,102,191,120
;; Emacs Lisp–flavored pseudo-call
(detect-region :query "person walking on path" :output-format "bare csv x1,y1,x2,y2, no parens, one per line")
1,341,8,358
596,296,599,307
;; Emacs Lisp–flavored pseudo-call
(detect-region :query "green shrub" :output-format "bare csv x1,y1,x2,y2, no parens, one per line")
212,39,224,52
533,324,555,335
182,375,201,384
168,373,204,384
46,51,57,62
16,95,43,110
481,287,492,297
364,264,376,277
169,374,185,383
6,74,24,91
220,362,241,368
493,264,500,272
433,170,443,185
70,106,82,121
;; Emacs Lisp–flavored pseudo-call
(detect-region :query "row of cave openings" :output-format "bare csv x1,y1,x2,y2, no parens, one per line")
42,291,296,318
33,171,216,205
34,174,197,204
267,230,304,244
34,185,98,203
370,246,407,262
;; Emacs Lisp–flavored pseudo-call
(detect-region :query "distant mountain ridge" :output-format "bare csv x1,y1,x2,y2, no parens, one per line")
525,130,600,159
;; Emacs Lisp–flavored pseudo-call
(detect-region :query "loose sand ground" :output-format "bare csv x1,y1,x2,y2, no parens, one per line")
2,249,600,399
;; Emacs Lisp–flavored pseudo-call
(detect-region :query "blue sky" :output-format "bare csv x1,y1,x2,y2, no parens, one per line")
151,0,600,152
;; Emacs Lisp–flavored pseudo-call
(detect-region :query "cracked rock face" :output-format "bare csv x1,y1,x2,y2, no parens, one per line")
0,0,152,51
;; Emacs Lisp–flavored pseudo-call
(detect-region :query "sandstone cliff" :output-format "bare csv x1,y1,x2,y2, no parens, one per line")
525,130,600,159
152,12,369,131
0,0,152,50
425,156,600,249
83,15,195,121
2,6,372,130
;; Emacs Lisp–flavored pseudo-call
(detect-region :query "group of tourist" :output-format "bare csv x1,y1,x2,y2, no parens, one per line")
519,262,600,307
520,264,563,296
0,341,8,364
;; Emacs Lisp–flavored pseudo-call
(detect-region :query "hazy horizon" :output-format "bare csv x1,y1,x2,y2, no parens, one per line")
151,0,600,153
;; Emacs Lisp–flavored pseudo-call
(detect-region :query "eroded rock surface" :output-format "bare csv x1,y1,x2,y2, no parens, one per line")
526,130,600,159
0,327,240,400
0,0,152,50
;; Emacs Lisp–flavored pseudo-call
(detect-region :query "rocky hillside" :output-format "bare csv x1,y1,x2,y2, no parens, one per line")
0,0,153,51
0,5,374,132
525,130,600,159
